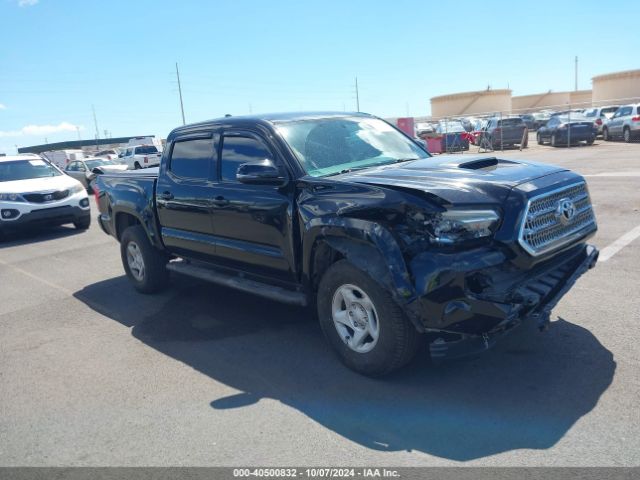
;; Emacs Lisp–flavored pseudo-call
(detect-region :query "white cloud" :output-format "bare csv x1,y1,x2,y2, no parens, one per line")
0,103,6,110
0,122,84,138
18,0,39,6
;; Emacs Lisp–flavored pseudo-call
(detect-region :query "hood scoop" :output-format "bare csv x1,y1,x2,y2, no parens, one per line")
457,157,519,171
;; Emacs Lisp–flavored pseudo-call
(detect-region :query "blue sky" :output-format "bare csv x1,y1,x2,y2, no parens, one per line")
1,0,639,153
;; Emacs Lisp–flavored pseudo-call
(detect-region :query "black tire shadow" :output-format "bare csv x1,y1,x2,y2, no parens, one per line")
75,275,616,461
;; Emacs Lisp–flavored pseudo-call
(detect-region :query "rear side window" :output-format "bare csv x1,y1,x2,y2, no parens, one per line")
618,107,632,116
498,118,524,126
220,135,272,182
169,138,215,179
134,146,159,155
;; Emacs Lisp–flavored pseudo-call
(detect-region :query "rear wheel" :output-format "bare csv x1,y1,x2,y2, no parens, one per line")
317,260,421,376
134,162,141,170
624,127,631,143
120,225,169,294
537,132,543,145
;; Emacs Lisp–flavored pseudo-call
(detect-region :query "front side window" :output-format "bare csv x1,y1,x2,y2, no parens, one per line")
220,135,272,182
0,159,62,182
277,117,429,177
169,138,214,179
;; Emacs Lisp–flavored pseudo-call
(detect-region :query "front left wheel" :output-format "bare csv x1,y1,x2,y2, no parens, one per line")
317,260,422,376
73,216,91,230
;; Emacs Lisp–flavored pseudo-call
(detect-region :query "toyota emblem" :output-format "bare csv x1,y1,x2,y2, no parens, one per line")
556,198,576,225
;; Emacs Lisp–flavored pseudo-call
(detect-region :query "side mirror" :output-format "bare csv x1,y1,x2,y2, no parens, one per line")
236,159,286,186
91,167,103,174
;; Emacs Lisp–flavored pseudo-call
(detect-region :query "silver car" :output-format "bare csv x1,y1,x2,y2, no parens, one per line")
583,105,619,137
65,157,128,189
603,103,640,142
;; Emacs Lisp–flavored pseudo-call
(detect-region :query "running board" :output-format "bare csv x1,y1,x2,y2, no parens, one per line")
166,261,308,306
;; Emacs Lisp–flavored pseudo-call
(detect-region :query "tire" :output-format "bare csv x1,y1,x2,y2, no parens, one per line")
624,127,631,143
537,132,543,145
317,260,421,376
73,215,91,230
603,127,610,141
587,137,595,146
134,162,141,170
522,137,528,148
120,225,169,294
551,134,557,147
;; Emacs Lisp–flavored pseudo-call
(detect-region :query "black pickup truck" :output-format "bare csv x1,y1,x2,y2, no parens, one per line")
95,112,598,376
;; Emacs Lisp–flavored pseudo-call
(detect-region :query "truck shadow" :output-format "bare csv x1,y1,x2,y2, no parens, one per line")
75,275,615,461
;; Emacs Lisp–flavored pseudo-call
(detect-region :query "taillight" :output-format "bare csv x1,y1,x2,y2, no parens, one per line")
93,183,100,204
595,118,603,125
144,156,148,163
632,116,640,122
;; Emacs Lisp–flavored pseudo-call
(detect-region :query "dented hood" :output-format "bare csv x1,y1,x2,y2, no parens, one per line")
335,155,567,205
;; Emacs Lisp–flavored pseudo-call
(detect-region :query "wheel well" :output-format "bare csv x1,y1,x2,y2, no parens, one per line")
115,212,141,241
310,241,344,291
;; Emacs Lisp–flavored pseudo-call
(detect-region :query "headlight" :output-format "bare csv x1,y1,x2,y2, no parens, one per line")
0,193,26,202
69,183,85,194
430,209,500,245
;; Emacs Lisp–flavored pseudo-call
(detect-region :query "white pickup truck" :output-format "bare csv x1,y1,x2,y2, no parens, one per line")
119,145,162,170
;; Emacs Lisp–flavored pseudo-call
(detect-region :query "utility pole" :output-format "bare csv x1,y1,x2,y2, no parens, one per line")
574,56,578,91
355,76,360,112
76,126,81,141
92,105,100,150
176,62,186,125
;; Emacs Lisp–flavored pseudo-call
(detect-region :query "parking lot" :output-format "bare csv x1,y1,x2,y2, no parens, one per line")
1,137,639,467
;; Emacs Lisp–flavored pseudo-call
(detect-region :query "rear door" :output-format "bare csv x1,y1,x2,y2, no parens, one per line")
207,129,296,283
156,131,219,259
609,106,631,135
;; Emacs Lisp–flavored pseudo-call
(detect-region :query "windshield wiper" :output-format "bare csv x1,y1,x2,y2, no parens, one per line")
323,166,374,177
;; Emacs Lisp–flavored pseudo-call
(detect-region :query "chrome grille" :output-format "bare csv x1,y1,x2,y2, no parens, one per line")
518,182,596,256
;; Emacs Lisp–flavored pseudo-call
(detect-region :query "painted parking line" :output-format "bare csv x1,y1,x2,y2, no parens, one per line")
584,172,640,177
599,224,640,262
0,257,72,295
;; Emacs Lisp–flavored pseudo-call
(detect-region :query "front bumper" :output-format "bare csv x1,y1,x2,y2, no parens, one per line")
407,243,598,356
0,204,90,231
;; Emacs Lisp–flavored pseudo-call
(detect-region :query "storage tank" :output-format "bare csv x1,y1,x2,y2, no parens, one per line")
592,69,640,106
430,89,511,118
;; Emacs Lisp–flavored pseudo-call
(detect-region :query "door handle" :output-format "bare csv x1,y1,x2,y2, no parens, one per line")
212,195,229,207
160,191,174,200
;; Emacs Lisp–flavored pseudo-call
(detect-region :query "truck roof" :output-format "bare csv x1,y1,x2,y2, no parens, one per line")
168,111,372,138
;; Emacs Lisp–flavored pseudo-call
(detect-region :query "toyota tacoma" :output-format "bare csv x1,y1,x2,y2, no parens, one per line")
94,112,598,375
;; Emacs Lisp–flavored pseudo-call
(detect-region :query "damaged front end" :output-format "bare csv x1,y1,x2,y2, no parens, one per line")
408,242,598,360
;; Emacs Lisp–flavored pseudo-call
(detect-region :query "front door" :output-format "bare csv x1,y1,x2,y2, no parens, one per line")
208,130,296,283
156,131,219,259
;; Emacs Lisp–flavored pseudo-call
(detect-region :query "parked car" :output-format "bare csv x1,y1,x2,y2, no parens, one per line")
95,149,122,161
531,111,553,130
470,118,489,145
519,114,537,130
583,106,619,137
602,104,640,142
0,155,90,236
432,120,470,152
536,115,596,146
42,149,85,169
95,112,598,376
120,145,162,169
477,117,528,149
65,157,128,189
415,122,434,137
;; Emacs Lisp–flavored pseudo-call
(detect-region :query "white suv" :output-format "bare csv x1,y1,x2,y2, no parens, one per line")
120,145,162,169
0,156,91,236
603,104,640,142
